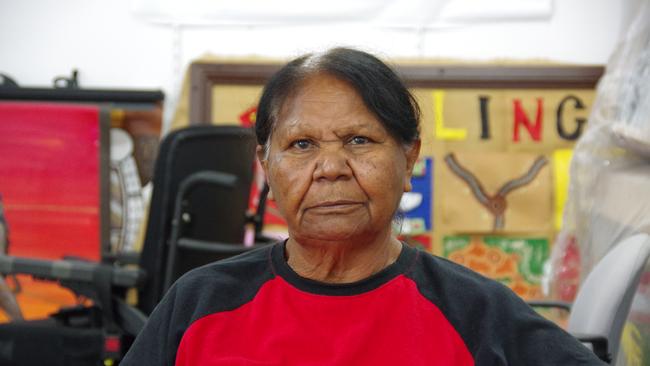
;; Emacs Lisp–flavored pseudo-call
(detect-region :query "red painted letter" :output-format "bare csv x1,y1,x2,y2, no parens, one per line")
513,98,543,142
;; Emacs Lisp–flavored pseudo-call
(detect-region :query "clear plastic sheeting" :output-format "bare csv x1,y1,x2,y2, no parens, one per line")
552,1,650,364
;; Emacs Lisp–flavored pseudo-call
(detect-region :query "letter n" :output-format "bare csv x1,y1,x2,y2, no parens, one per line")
513,98,543,142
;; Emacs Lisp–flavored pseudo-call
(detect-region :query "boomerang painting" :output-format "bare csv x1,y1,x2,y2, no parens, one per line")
440,151,553,233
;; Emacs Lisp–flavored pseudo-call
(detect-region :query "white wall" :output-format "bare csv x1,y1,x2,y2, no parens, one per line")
0,0,633,128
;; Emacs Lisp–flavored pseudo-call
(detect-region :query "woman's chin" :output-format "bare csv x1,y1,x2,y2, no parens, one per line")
293,226,369,245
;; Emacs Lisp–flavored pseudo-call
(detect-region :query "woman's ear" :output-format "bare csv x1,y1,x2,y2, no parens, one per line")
403,140,421,192
267,187,274,200
256,145,274,199
256,145,268,171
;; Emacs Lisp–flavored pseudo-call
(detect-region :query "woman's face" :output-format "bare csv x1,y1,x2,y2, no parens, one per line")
260,73,420,245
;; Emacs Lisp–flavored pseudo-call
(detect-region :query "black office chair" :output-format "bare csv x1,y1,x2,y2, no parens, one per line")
138,125,271,314
0,125,272,365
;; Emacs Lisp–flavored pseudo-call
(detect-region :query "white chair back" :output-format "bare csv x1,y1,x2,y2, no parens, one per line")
568,233,650,363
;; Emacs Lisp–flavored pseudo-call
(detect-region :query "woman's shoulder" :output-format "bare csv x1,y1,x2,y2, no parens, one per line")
176,243,276,290
405,248,538,359
404,247,526,323
167,243,277,316
407,247,510,297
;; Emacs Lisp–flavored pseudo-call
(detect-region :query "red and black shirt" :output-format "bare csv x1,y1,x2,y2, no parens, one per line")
122,242,605,365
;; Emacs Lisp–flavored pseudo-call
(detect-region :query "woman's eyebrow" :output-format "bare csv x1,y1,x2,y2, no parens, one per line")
278,120,377,140
333,124,374,136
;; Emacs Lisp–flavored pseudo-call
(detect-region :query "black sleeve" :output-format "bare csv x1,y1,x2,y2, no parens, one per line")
119,247,275,365
120,282,189,366
477,282,607,365
409,253,607,365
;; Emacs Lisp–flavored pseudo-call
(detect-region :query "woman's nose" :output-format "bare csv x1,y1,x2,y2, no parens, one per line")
312,146,352,182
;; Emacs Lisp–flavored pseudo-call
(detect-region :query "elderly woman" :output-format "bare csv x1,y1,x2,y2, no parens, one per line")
123,48,605,365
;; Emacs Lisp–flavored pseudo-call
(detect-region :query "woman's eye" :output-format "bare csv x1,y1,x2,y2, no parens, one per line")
350,136,370,145
290,139,313,150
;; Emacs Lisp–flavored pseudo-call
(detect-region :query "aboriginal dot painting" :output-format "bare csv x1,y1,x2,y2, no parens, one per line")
443,235,549,299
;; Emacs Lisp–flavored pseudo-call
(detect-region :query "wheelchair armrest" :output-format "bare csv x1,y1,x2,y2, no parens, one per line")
527,300,572,312
0,255,145,288
571,333,611,363
102,251,140,266
0,255,147,335
62,255,91,262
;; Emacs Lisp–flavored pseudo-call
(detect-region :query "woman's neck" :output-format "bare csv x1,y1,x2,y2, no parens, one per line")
285,231,402,284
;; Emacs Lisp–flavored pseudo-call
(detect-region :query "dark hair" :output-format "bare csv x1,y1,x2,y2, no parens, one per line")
255,47,420,150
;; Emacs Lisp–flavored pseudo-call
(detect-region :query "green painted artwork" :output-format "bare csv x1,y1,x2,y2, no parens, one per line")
443,235,550,299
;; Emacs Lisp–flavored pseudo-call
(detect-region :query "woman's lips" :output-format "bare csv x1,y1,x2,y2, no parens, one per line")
306,200,364,213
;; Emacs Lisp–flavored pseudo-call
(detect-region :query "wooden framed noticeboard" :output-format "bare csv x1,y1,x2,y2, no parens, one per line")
188,61,604,299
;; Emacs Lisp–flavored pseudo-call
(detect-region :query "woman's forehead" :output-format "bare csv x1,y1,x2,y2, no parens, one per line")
283,74,362,109
274,74,382,136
